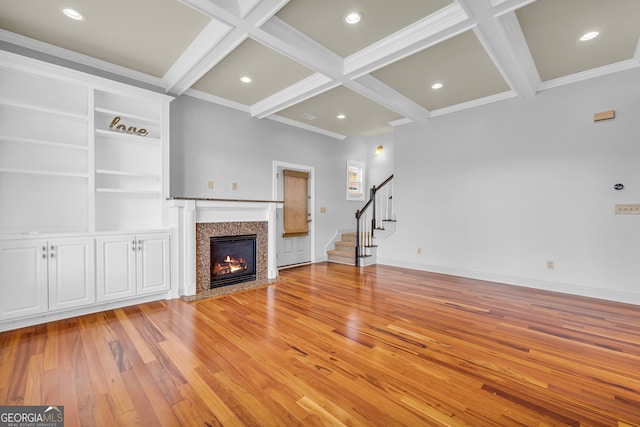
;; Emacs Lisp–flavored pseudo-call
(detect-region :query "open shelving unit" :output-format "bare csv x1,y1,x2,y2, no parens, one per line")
0,51,173,236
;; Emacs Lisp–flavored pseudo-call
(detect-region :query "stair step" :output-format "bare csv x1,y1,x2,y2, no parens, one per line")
334,240,355,251
327,249,354,257
327,251,355,265
341,232,357,242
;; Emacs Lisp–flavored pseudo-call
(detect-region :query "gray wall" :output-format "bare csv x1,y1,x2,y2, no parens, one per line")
381,67,640,304
170,94,370,260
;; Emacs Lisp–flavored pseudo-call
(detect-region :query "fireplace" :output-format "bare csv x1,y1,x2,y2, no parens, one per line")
210,234,257,288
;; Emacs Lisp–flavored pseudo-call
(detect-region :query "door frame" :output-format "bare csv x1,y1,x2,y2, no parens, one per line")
272,161,315,265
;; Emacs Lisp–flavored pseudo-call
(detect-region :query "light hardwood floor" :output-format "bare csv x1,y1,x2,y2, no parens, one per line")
1,263,639,426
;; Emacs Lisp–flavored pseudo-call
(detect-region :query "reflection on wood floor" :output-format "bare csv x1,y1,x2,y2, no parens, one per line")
1,262,639,426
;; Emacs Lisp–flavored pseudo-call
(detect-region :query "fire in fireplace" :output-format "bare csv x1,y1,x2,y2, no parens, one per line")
210,234,257,288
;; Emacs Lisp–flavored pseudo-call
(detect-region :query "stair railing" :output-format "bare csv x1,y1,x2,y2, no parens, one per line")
355,174,394,266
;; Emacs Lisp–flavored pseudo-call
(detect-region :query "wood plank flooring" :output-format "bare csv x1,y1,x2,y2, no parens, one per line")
1,262,639,426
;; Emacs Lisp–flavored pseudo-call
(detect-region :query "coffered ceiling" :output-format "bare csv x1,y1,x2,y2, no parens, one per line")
1,0,639,139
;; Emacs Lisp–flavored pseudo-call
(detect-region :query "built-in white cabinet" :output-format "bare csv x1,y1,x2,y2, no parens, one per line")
0,237,94,321
0,51,173,330
48,237,96,311
97,233,170,302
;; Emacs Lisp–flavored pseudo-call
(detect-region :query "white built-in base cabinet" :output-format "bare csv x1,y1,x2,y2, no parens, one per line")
0,51,173,332
97,233,170,302
0,237,95,321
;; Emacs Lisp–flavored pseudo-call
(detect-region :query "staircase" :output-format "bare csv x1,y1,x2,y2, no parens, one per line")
327,232,358,265
326,175,395,267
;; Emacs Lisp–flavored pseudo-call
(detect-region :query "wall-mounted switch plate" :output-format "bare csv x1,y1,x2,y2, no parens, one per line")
231,182,238,191
207,180,214,189
615,204,640,214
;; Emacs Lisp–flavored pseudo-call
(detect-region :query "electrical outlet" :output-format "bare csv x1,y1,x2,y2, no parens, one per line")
417,247,422,255
207,180,214,189
320,207,326,213
231,182,238,191
615,204,640,214
546,260,555,270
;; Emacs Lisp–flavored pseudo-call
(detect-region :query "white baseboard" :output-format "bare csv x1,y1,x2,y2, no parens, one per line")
0,292,171,332
376,257,640,306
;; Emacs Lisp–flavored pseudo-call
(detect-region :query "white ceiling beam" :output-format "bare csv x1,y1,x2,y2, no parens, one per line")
162,19,235,94
165,28,248,95
256,17,344,78
251,73,338,119
256,17,431,122
344,3,471,78
456,0,540,98
166,0,289,94
350,75,430,123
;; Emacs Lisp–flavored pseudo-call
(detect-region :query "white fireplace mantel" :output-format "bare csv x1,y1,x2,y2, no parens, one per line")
167,197,282,298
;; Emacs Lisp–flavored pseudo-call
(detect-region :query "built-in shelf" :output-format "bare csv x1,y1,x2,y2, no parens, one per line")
0,99,88,121
95,169,161,178
95,128,160,144
0,167,89,178
96,188,162,195
0,135,88,151
94,107,160,126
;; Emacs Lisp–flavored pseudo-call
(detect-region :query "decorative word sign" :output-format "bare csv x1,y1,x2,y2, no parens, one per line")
109,116,148,137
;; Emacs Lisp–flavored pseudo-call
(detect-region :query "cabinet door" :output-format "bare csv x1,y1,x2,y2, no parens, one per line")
137,233,170,295
48,237,95,311
96,235,136,302
0,239,48,320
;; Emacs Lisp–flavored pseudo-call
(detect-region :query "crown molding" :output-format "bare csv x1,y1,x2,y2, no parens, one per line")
430,90,517,118
0,30,164,88
185,88,251,112
267,114,347,140
538,59,640,92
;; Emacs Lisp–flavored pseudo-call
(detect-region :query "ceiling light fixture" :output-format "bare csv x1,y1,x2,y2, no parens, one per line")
580,31,599,42
337,114,346,119
345,12,363,24
61,8,84,21
240,76,252,83
431,82,443,90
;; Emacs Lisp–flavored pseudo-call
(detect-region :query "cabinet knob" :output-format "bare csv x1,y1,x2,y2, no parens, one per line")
132,240,136,251
50,245,55,258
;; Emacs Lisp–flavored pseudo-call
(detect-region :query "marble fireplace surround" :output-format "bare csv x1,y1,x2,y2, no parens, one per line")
167,198,282,301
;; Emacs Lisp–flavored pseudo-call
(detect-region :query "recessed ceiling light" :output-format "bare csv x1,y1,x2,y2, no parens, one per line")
580,31,599,42
337,114,346,119
345,12,363,24
61,8,84,21
431,82,444,90
240,76,252,83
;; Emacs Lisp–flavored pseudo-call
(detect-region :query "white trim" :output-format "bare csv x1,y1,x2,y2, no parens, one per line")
538,59,640,92
0,30,164,88
184,88,251,112
0,291,171,332
430,90,517,117
251,73,337,118
162,18,235,93
344,4,470,77
376,257,640,306
267,115,347,140
272,161,316,265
